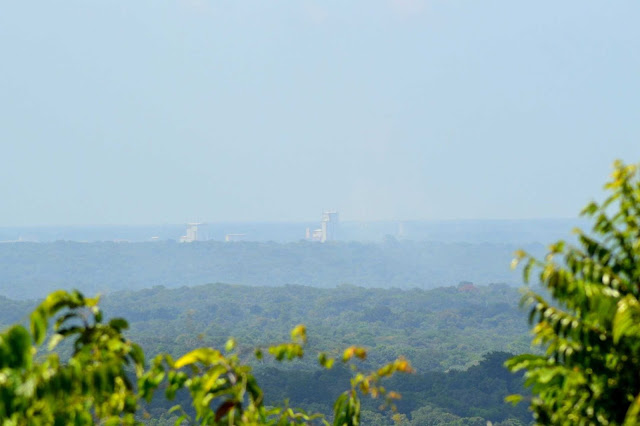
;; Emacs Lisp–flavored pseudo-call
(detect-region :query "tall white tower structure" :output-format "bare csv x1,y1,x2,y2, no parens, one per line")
321,210,339,242
306,211,339,243
320,210,338,243
180,223,203,243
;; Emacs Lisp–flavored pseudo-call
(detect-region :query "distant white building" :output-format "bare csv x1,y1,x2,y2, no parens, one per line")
306,210,339,243
179,223,203,243
225,233,246,242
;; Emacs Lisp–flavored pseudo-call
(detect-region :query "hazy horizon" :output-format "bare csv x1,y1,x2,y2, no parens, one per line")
0,217,588,245
2,1,639,226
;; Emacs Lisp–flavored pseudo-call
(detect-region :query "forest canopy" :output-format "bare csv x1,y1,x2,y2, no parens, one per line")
0,287,532,425
0,283,532,425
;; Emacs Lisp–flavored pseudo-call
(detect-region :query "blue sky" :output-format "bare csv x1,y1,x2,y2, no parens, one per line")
1,1,639,225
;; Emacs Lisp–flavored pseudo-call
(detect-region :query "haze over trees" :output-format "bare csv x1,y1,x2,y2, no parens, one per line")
5,163,640,424
0,240,540,300
1,0,638,423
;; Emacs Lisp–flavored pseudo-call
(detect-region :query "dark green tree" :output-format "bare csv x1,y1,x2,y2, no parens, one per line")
0,290,412,425
507,161,640,425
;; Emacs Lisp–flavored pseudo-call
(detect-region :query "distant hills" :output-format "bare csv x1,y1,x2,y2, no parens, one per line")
0,239,544,300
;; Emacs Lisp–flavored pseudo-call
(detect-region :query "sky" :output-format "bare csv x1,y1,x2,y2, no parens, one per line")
1,1,639,225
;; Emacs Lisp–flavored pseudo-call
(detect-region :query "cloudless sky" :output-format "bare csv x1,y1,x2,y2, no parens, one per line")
1,1,639,225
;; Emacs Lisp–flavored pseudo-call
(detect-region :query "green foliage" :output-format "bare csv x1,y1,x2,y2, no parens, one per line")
0,282,533,424
253,351,529,424
0,289,143,424
0,291,413,425
332,351,413,426
507,161,640,425
96,282,529,373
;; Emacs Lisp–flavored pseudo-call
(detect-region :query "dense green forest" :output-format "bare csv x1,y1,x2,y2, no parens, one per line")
0,242,539,424
143,351,529,425
0,283,533,424
255,351,529,425
97,283,532,372
0,240,543,300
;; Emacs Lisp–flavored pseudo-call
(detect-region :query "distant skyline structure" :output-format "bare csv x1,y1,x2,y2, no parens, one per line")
306,210,339,243
179,222,203,243
322,210,339,242
225,233,246,242
0,217,591,244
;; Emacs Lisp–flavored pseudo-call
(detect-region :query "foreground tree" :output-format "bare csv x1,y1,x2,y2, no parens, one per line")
507,160,640,425
0,290,412,425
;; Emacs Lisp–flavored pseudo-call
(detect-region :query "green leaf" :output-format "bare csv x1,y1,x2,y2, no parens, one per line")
29,308,47,345
48,333,64,351
225,338,236,352
318,352,335,369
168,404,183,414
174,348,221,369
108,318,129,332
505,394,523,406
291,324,307,343
5,325,32,369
